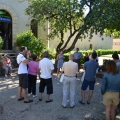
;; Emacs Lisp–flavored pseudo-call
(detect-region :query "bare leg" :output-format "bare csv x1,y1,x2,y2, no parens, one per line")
111,105,116,120
81,90,85,102
18,87,22,99
87,90,93,102
39,93,42,99
105,105,111,120
46,94,50,101
22,88,28,101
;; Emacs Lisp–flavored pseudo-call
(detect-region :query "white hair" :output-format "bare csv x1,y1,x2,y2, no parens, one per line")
69,54,74,60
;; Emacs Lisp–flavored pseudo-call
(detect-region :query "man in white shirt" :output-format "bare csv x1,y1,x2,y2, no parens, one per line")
17,46,33,103
39,51,54,103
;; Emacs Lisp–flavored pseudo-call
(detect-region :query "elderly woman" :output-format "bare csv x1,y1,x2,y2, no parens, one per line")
61,54,78,108
2,54,12,77
101,60,120,120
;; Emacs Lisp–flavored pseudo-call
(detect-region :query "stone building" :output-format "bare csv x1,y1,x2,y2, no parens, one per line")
0,0,113,52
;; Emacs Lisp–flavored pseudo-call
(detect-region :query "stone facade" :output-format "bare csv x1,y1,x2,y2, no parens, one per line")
0,0,113,51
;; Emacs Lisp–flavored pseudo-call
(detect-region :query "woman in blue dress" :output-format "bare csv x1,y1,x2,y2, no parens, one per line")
56,51,64,76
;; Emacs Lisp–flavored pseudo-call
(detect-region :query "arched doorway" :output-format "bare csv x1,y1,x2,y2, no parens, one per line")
0,10,12,50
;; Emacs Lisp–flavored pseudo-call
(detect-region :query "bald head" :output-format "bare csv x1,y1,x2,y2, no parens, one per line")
69,54,74,61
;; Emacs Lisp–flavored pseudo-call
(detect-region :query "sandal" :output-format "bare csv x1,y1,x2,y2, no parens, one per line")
78,100,85,104
18,97,24,101
46,99,53,103
87,101,90,104
24,100,33,103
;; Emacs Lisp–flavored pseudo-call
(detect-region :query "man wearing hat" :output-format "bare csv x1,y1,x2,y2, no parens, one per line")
39,51,54,103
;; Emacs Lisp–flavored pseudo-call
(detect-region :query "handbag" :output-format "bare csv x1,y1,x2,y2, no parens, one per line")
81,71,85,82
60,74,64,83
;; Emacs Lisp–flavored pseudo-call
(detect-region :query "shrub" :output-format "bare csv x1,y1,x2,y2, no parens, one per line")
0,36,3,50
17,31,45,56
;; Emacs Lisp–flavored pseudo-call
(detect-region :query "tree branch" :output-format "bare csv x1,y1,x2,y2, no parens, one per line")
60,29,79,51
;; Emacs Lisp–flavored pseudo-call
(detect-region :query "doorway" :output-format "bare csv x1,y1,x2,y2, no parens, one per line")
0,10,12,50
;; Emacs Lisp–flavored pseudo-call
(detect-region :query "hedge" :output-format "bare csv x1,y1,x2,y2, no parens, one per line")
59,49,120,64
49,49,120,64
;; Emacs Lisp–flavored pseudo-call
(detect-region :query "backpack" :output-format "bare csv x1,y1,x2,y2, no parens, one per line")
13,58,19,68
12,54,22,68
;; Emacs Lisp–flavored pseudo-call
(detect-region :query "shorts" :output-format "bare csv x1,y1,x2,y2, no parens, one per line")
39,78,53,94
103,92,119,106
18,74,28,89
81,79,95,90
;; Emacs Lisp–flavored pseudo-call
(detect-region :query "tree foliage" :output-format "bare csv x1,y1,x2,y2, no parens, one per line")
0,36,3,51
26,0,120,53
17,31,45,56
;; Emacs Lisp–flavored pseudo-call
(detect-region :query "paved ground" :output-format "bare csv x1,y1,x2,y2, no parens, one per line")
0,73,106,120
0,56,119,120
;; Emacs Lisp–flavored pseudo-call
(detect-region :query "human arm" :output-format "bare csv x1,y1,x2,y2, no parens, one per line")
83,62,86,70
101,74,107,95
23,59,29,65
49,61,54,75
79,52,82,59
56,54,59,60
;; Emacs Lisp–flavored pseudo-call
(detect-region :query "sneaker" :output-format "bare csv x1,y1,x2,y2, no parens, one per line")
28,93,32,96
33,95,37,98
5,74,8,77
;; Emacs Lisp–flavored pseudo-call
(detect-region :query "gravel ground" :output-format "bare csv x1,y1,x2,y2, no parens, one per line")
0,73,106,120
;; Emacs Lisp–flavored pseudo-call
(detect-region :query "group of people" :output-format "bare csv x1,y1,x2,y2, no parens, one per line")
57,48,120,120
56,48,99,77
17,46,54,103
5,45,119,120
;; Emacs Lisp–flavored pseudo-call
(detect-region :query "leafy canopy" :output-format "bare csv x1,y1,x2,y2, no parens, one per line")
26,0,120,53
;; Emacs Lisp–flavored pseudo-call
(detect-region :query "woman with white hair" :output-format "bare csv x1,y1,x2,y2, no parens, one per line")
61,54,78,108
2,54,12,77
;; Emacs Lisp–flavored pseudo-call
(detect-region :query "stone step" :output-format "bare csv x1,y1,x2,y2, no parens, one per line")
0,50,16,53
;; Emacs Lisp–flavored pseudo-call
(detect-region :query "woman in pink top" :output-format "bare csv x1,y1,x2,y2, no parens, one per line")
28,54,39,97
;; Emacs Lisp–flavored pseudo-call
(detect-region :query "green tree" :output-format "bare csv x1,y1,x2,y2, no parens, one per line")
17,31,45,56
26,0,120,54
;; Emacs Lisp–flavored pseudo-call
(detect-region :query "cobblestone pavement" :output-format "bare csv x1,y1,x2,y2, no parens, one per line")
0,73,108,120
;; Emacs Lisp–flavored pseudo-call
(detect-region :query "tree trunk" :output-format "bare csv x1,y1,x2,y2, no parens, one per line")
54,52,58,73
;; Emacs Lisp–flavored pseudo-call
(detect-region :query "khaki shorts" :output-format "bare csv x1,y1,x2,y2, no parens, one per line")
103,92,119,106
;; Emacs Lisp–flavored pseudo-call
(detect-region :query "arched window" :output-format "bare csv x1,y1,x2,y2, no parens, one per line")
31,19,38,37
0,10,12,50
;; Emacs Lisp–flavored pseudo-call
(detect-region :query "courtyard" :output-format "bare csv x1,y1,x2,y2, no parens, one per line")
0,73,106,120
